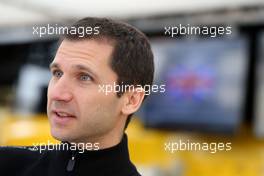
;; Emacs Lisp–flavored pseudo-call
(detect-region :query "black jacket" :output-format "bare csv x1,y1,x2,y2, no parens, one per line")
0,134,141,176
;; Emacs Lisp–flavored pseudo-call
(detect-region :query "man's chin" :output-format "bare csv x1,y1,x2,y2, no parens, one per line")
50,128,73,142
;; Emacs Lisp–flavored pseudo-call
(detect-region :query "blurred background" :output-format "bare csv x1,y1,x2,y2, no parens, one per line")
0,0,264,175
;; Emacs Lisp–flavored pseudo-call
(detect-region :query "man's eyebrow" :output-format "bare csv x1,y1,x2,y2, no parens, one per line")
49,63,99,80
49,62,60,70
72,64,99,79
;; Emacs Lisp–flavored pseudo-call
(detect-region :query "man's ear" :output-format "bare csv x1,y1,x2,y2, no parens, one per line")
121,87,145,116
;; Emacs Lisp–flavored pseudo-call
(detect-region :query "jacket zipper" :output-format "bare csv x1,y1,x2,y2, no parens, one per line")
67,150,77,172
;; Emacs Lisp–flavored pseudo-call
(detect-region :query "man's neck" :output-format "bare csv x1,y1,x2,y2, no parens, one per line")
69,131,124,150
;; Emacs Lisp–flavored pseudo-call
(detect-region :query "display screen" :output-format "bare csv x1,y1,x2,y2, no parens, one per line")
140,37,248,134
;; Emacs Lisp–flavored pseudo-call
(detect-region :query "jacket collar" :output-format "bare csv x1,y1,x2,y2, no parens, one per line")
61,133,137,175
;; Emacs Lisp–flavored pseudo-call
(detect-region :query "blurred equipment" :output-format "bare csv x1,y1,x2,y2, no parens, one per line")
140,37,248,134
254,32,264,138
14,64,50,115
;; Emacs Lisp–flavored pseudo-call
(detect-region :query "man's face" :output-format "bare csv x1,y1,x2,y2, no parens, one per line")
47,39,124,143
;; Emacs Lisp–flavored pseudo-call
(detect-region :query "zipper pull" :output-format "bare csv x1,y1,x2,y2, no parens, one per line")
67,155,76,172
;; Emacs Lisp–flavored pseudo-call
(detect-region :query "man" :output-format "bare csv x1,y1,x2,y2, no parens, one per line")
0,17,154,176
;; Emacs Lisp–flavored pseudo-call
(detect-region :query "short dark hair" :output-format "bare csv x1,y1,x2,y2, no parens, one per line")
64,17,154,129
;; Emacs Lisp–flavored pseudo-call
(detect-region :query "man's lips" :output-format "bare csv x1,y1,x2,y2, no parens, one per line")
52,110,76,118
50,110,77,126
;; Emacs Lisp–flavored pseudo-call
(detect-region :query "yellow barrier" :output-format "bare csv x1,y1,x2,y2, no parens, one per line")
1,113,264,176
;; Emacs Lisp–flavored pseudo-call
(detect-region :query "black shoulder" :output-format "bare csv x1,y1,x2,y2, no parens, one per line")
0,146,41,159
0,146,41,175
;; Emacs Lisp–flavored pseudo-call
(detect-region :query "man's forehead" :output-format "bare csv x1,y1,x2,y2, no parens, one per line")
60,39,113,52
55,39,114,63
51,39,118,80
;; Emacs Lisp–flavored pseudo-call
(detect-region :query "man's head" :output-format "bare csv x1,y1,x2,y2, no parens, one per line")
47,17,154,146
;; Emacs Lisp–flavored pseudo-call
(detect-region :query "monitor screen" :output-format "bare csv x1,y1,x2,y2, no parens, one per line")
140,37,248,134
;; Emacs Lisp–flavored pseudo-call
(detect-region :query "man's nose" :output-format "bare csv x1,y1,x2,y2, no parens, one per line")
48,77,73,102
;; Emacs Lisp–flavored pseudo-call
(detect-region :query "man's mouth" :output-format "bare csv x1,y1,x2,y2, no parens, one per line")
55,111,75,118
51,110,77,125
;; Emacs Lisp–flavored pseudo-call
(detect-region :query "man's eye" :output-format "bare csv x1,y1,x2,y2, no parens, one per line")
80,74,92,81
52,70,63,78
